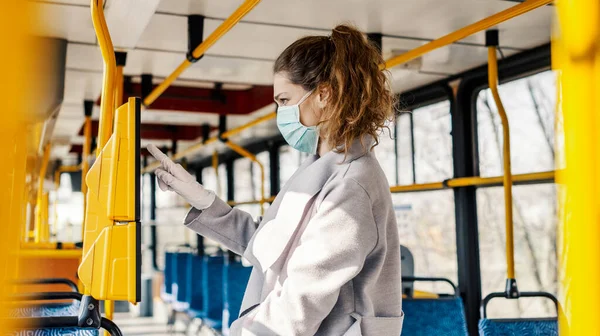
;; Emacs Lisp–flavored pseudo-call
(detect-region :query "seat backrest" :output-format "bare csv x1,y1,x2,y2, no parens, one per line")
163,252,174,295
402,297,468,336
478,318,558,336
202,255,225,326
173,252,190,304
186,253,204,312
223,260,252,329
400,245,414,295
9,302,99,336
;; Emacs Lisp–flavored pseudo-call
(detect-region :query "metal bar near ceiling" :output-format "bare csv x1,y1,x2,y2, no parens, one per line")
143,0,262,107
383,0,553,69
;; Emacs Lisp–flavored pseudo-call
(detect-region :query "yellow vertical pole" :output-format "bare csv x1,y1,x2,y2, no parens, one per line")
487,35,516,285
213,150,222,198
104,55,125,333
114,64,123,109
91,0,116,152
555,0,600,334
224,140,265,215
53,170,60,238
81,112,92,238
40,192,50,242
34,144,51,243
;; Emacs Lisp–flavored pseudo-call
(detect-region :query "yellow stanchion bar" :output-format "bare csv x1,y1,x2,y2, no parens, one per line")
20,242,80,250
224,140,266,215
220,112,277,139
81,115,92,237
228,196,276,207
103,59,125,335
212,150,222,198
389,181,445,193
487,43,516,281
40,192,50,242
91,0,116,151
555,0,600,334
143,0,262,107
389,170,555,193
16,249,83,259
34,144,51,243
114,65,124,109
104,302,113,336
383,0,552,69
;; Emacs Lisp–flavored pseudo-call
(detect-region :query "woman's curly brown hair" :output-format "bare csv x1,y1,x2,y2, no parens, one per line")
274,24,395,156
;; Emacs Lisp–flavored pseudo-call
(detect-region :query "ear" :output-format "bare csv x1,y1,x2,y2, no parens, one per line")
315,85,331,109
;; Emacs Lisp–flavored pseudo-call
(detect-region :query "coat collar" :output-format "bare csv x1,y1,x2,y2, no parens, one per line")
243,136,374,272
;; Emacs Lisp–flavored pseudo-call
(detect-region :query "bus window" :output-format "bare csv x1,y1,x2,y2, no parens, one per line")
374,120,396,186
477,184,557,318
203,164,227,200
53,173,83,242
253,151,270,201
476,70,556,177
279,145,305,187
234,152,270,218
412,100,453,183
393,190,457,293
397,113,414,185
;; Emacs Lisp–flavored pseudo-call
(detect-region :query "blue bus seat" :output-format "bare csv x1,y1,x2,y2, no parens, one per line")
479,291,558,336
172,252,191,311
402,297,468,336
161,251,174,302
479,318,558,336
201,255,224,330
9,301,99,336
222,259,252,332
186,253,205,318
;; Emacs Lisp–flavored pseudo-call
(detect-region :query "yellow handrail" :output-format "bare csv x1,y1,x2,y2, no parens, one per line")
34,144,51,243
143,0,262,107
383,0,553,69
212,150,222,198
488,43,516,282
228,196,276,207
91,0,116,152
228,172,554,207
21,242,80,250
224,140,266,215
389,171,554,193
114,64,124,110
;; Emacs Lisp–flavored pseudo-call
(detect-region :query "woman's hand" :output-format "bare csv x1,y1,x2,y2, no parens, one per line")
147,144,216,210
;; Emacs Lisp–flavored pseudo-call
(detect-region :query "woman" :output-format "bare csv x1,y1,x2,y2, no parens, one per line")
148,24,403,336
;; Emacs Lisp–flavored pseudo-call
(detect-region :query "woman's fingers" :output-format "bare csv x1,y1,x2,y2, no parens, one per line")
155,168,173,192
170,163,195,183
147,144,193,182
147,144,176,171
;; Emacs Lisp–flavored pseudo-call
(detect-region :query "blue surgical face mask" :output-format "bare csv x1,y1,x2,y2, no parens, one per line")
276,90,319,155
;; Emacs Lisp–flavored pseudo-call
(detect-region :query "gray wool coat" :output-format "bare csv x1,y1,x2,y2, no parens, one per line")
184,137,404,335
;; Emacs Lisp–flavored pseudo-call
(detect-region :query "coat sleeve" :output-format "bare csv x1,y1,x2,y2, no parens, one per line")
183,196,258,256
230,178,378,336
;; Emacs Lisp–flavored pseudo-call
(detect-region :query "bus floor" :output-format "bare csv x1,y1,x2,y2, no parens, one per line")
113,312,217,336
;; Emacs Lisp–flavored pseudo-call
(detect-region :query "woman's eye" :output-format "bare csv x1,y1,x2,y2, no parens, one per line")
280,99,289,106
